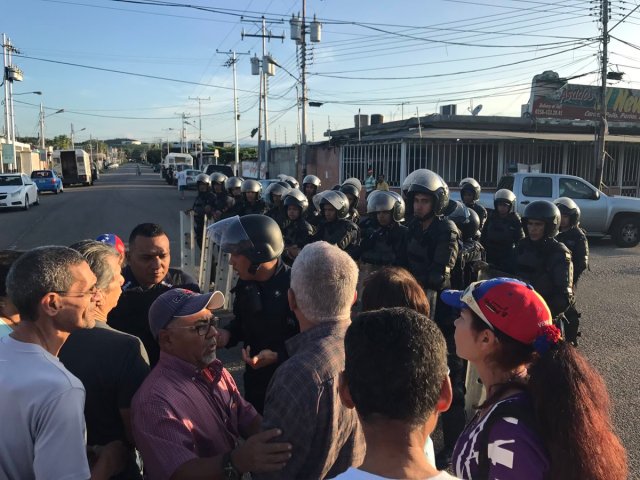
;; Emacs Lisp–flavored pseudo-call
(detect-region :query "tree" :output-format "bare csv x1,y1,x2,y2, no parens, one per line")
52,135,71,149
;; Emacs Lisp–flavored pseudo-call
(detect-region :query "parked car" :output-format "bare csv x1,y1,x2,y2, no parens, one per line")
0,173,39,210
31,170,64,194
106,163,119,170
477,172,640,247
184,169,201,189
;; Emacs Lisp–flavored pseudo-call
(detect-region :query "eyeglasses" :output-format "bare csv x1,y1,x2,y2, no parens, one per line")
166,316,219,337
52,286,100,298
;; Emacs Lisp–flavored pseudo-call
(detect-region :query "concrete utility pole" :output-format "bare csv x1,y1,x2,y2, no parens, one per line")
242,17,284,179
594,0,609,188
219,50,250,176
175,113,190,153
188,96,210,167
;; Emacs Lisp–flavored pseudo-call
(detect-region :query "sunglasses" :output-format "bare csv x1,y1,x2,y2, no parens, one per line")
165,316,219,337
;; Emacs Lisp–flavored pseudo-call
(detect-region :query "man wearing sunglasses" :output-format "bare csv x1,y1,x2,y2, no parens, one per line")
0,246,105,479
132,288,292,480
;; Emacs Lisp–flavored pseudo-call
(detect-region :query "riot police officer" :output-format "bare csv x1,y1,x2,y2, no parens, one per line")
282,175,299,189
264,181,291,229
312,190,360,257
281,189,314,264
224,176,244,218
555,197,589,285
480,188,524,274
240,179,266,215
459,177,487,230
554,197,588,345
358,190,408,267
403,169,461,468
340,177,362,225
210,172,233,220
190,173,216,248
447,201,486,289
211,215,299,414
302,174,322,226
516,200,574,320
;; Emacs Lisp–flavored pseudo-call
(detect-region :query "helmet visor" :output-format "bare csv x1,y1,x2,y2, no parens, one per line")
207,216,254,255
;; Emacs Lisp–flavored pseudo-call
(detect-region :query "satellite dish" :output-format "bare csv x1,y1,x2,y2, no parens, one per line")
471,104,483,116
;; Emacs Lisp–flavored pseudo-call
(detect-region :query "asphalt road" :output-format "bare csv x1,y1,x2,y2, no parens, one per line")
1,163,639,476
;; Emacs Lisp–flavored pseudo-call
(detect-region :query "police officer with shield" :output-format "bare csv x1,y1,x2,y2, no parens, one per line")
211,215,299,414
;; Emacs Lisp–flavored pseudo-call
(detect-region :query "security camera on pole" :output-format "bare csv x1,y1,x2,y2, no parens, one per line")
290,3,322,178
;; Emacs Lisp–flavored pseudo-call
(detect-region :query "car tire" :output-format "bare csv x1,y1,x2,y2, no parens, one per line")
35,193,40,206
55,186,60,194
60,185,64,193
612,216,640,248
23,195,29,211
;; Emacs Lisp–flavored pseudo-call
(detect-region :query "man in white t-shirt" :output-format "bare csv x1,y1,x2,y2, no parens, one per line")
0,246,124,479
176,168,187,200
336,307,460,480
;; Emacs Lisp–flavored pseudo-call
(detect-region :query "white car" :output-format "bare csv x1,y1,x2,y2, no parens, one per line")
0,173,39,210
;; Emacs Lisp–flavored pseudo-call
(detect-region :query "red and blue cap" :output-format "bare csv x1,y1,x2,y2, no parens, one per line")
441,277,554,345
96,233,125,256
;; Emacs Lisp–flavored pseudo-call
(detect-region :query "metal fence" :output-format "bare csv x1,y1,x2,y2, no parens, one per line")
339,138,640,196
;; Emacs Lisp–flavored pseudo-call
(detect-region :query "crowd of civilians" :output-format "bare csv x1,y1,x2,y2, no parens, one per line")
0,217,628,480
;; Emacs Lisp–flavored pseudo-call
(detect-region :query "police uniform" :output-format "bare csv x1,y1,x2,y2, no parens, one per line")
266,205,289,230
481,211,525,274
192,190,217,248
314,218,360,256
225,259,299,414
241,199,266,216
557,226,589,286
359,222,408,266
282,217,314,262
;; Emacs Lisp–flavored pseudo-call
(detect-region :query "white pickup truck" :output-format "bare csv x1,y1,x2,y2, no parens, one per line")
477,173,640,248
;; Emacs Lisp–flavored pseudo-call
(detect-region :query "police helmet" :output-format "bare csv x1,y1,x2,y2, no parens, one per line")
209,215,283,265
406,169,450,216
522,200,561,238
554,197,581,226
331,184,342,191
494,189,516,211
265,181,291,206
303,174,321,188
446,201,480,241
442,198,459,217
283,188,309,213
342,177,362,192
282,176,299,189
196,173,211,186
241,179,262,194
314,190,350,219
340,182,361,201
366,190,405,222
459,177,481,202
225,176,244,191
210,172,228,185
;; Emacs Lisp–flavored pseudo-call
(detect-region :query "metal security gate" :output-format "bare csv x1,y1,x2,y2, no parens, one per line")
406,141,499,187
622,144,640,197
341,142,402,187
503,142,564,175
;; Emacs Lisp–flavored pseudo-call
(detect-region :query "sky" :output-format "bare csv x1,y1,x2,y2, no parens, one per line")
3,0,640,147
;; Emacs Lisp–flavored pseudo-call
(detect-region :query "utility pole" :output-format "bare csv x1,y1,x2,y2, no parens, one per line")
39,103,45,150
290,6,321,178
219,50,250,176
175,113,190,153
242,17,283,179
2,34,24,173
188,96,210,169
594,0,609,188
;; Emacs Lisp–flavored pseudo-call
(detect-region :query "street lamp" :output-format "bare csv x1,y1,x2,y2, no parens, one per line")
39,107,64,150
70,124,86,149
13,91,42,96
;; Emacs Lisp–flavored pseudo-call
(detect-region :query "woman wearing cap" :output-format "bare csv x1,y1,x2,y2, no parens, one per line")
442,278,627,480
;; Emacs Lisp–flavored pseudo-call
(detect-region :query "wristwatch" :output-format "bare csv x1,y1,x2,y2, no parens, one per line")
222,451,241,480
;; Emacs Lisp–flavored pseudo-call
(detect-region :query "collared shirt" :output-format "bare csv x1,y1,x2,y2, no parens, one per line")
131,352,259,480
256,322,365,480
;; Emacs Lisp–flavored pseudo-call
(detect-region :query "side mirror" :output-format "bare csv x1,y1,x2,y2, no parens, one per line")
593,190,600,200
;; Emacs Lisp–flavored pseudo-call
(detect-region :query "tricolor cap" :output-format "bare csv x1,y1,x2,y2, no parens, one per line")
441,277,553,345
96,233,125,256
148,288,225,340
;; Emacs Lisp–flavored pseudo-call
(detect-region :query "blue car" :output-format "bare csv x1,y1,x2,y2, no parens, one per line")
31,170,64,194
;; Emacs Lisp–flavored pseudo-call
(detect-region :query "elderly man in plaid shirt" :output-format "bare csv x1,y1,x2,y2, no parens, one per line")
255,241,366,480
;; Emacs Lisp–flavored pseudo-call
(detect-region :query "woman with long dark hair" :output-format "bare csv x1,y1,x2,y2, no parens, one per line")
442,277,627,480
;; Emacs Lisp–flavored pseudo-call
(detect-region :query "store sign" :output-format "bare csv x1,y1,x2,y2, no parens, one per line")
2,143,16,165
531,84,640,123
